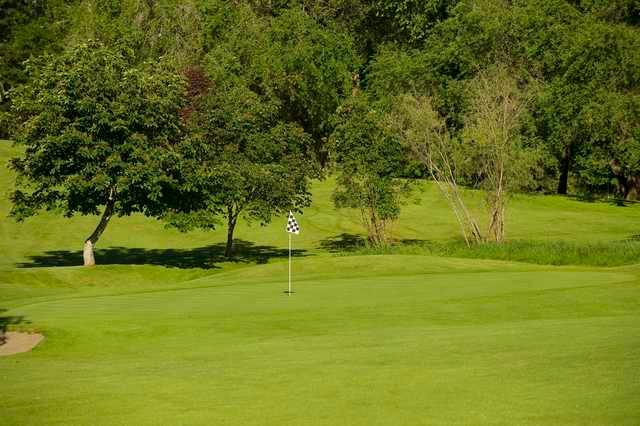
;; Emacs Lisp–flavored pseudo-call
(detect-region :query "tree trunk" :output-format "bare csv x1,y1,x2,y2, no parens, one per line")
488,203,505,243
224,207,238,258
610,160,640,200
83,188,116,266
628,176,640,200
618,176,630,199
487,176,506,243
557,144,571,195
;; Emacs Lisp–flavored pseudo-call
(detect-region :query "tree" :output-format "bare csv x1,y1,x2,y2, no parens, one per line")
268,9,361,165
371,0,459,46
204,5,360,167
461,66,542,242
9,42,186,266
168,85,316,258
390,94,482,245
66,0,205,70
0,0,70,137
570,90,640,199
330,95,413,246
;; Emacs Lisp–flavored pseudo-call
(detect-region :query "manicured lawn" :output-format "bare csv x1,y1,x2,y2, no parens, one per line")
2,256,639,425
1,140,639,424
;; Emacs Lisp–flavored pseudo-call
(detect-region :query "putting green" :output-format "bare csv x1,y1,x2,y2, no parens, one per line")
2,256,639,425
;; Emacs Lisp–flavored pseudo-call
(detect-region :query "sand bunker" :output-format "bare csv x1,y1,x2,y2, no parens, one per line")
0,332,44,356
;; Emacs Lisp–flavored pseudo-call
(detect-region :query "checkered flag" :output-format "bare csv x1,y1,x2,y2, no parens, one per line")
286,211,300,235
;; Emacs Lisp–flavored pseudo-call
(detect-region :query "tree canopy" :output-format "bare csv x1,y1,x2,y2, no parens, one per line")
5,0,640,258
10,41,186,264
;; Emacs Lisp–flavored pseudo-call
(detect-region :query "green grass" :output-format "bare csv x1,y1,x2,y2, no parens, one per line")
347,239,640,267
2,256,640,425
1,140,640,424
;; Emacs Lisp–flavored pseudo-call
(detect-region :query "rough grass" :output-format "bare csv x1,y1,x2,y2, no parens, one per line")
345,239,640,267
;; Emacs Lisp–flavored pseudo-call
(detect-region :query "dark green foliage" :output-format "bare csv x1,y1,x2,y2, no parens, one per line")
203,4,360,164
9,41,187,220
166,70,317,257
330,95,414,246
569,0,640,25
371,0,459,45
268,9,361,158
0,0,69,85
0,0,71,136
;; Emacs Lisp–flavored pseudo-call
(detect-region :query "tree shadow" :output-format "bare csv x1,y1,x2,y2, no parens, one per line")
569,193,639,207
318,234,437,253
17,239,307,269
318,233,366,253
571,193,597,203
397,239,432,246
0,309,28,345
608,198,634,207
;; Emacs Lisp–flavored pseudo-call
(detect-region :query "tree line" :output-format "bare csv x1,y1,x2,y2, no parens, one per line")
2,0,639,264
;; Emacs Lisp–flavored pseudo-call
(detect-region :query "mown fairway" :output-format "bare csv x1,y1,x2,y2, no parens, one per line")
1,141,639,425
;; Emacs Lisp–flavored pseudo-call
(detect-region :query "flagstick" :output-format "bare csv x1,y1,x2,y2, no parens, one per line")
288,233,292,295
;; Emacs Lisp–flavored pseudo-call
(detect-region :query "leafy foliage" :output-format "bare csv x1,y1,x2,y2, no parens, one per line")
9,41,186,257
166,70,317,257
4,0,640,259
371,0,459,45
204,5,360,164
331,95,414,246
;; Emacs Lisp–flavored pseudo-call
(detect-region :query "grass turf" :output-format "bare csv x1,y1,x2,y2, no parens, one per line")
2,257,640,425
1,140,640,424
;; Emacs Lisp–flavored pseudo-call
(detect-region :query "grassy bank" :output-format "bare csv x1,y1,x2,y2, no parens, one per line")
342,239,640,267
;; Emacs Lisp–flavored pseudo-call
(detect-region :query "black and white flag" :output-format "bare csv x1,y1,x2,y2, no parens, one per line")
286,211,300,235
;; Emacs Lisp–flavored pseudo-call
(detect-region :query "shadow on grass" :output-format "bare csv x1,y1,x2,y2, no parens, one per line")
0,309,28,345
318,233,432,253
318,233,366,253
569,193,639,207
17,239,307,269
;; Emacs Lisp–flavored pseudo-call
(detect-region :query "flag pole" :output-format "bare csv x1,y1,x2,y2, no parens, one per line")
288,232,292,295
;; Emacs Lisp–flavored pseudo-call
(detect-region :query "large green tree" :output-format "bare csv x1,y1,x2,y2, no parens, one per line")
167,84,316,258
10,42,186,265
204,4,360,166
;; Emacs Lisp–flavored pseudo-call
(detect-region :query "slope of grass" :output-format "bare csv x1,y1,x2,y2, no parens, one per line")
1,140,640,424
2,140,639,275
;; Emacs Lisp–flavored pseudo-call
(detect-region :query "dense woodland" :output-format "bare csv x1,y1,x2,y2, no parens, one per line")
2,0,640,261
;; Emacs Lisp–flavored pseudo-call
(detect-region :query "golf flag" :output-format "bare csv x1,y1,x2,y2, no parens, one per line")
286,211,299,295
286,211,300,235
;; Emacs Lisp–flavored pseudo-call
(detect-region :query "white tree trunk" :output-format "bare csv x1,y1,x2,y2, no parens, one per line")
82,187,115,267
83,240,96,267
